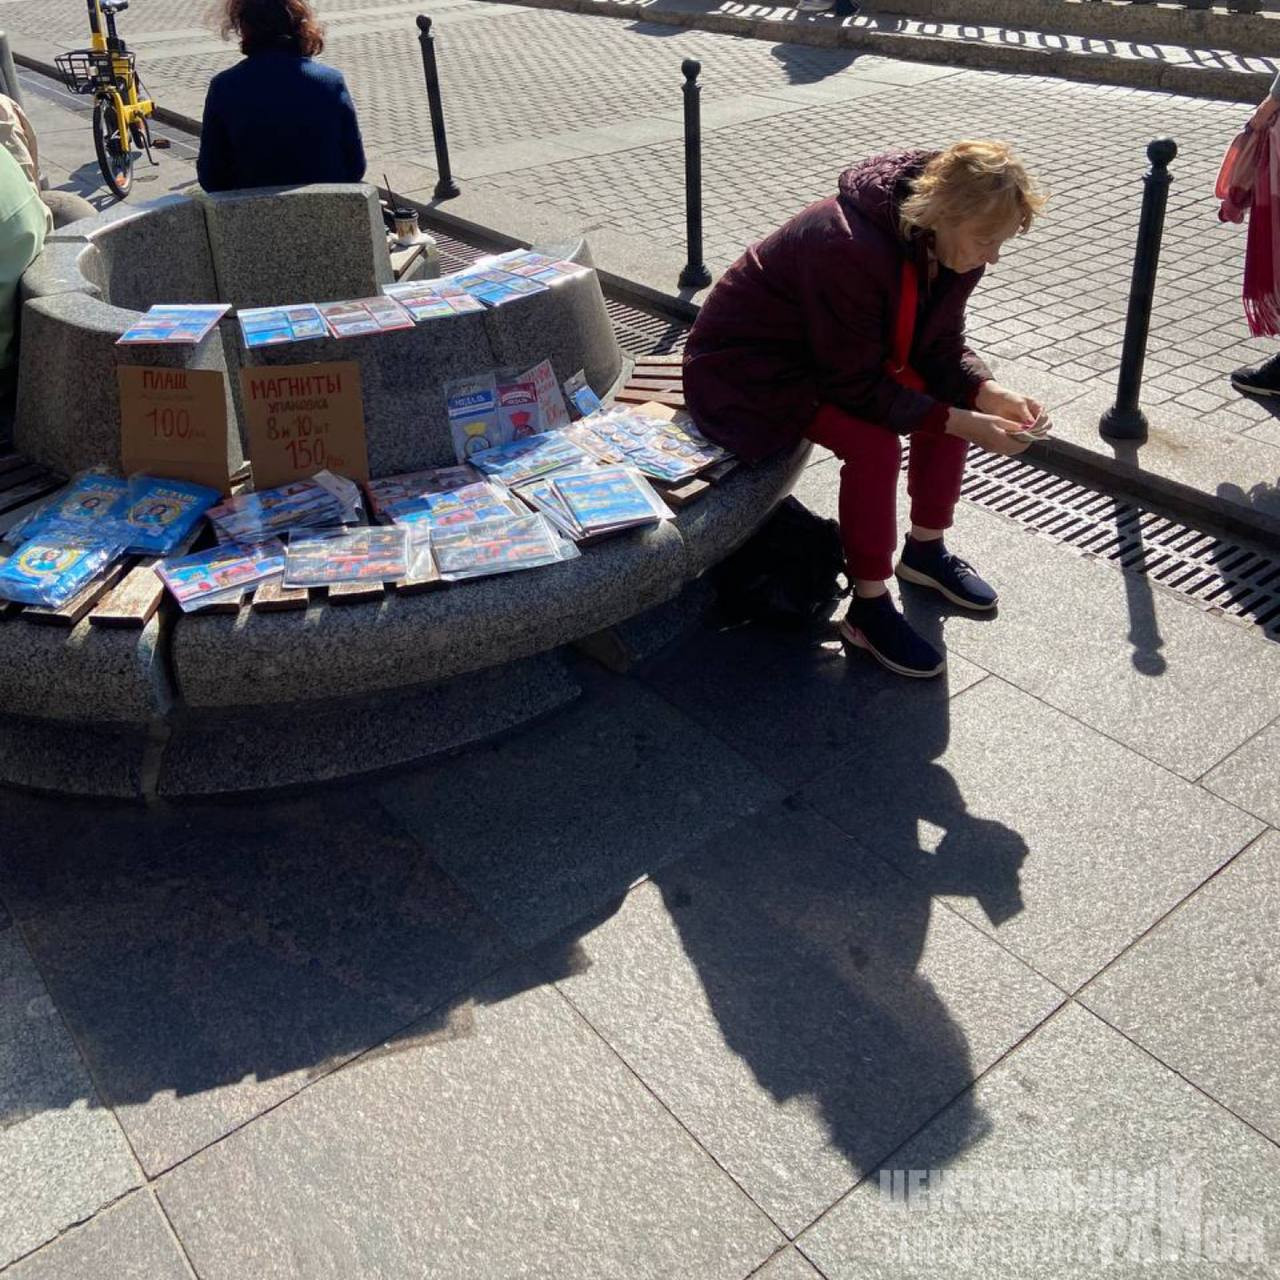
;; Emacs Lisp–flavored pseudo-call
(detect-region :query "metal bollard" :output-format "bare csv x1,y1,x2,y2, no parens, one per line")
416,15,460,200
678,59,712,290
1099,138,1177,442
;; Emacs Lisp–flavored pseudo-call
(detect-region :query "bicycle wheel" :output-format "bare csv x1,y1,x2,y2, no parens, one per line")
93,92,133,199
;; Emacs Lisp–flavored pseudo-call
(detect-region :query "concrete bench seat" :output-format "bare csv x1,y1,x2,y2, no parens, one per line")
5,191,809,796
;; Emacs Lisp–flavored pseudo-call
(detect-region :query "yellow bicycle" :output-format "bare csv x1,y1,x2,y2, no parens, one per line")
56,0,159,199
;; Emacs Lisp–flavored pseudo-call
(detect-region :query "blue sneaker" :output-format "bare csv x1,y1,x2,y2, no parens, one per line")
838,592,946,679
895,537,998,611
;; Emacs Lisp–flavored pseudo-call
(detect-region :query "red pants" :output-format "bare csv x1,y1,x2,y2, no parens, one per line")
807,404,969,582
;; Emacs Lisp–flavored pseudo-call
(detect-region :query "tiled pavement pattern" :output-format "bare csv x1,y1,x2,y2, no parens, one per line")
2,455,1279,1277
10,0,1280,449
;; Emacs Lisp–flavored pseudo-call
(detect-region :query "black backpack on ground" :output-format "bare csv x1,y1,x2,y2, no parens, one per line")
710,496,848,627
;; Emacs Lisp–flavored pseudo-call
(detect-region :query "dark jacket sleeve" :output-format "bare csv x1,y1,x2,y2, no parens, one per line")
913,269,993,409
799,239,949,436
196,83,234,193
334,75,367,182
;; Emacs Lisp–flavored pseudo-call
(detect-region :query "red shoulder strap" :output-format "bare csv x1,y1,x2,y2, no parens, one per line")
891,258,918,375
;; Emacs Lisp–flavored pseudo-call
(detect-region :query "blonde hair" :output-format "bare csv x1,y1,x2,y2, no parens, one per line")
900,141,1045,239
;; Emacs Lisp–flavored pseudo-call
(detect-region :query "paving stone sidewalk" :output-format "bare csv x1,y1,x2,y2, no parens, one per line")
1,453,1278,1278
3,40,1279,1277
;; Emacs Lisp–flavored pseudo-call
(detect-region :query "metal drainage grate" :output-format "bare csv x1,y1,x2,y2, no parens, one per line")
959,451,1280,640
423,217,1280,642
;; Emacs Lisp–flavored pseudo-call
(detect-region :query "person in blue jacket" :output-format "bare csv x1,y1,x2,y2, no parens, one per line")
198,0,366,193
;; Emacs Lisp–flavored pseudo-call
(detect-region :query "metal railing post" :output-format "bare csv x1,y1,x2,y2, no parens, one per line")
416,15,460,200
1100,138,1177,442
678,58,711,290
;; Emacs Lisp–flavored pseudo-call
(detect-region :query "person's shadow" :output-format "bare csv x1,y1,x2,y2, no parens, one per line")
633,600,1029,1213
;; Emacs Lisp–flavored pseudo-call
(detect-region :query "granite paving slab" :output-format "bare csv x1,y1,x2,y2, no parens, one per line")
796,456,1280,780
639,616,988,791
799,676,1262,991
551,804,1063,1235
798,1003,1280,1279
0,791,511,1175
0,901,140,1268
1201,720,1280,828
6,1191,191,1280
376,669,785,948
1081,830,1280,1145
753,1248,826,1279
156,981,783,1280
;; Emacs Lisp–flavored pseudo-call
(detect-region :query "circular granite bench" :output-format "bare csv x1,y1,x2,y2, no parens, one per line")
2,186,808,797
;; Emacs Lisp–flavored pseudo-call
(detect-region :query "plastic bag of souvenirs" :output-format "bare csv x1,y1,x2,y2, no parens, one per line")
6,468,130,546
388,481,517,531
116,474,222,556
156,541,286,612
206,477,348,544
0,536,121,608
444,371,500,461
363,464,480,521
430,512,579,581
282,526,409,589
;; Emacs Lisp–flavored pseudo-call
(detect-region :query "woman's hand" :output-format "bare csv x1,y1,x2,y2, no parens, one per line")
976,381,1042,427
945,407,1031,456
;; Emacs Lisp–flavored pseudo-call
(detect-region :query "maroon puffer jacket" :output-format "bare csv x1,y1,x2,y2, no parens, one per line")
683,149,993,463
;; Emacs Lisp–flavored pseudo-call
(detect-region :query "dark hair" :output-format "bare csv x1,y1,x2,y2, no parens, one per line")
222,0,325,57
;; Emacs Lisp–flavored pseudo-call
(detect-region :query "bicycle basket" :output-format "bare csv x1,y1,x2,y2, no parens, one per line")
55,48,131,95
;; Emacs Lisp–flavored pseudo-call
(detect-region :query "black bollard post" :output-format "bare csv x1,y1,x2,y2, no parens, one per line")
1099,138,1177,442
678,59,712,290
416,15,460,200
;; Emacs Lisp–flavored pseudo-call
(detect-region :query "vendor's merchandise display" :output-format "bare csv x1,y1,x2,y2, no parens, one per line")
363,464,480,520
469,432,593,488
206,472,358,544
318,297,415,339
388,481,519,531
237,304,329,348
568,409,730,483
116,304,230,346
0,537,121,608
431,512,579,581
283,527,409,588
157,541,286,612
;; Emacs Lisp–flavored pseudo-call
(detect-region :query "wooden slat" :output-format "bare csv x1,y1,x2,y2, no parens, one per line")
0,463,46,492
632,352,683,367
0,475,63,516
251,575,309,612
615,388,685,408
658,477,711,508
704,458,739,482
89,560,165,628
327,579,388,604
22,559,132,627
189,595,245,616
0,599,23,619
0,453,31,477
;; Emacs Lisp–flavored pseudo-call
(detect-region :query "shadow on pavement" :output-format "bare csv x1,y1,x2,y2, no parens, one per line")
0,606,1026,1203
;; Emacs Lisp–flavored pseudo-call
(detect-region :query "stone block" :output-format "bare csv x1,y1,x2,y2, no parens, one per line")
158,653,581,795
19,241,100,305
0,717,150,799
239,309,498,476
47,194,218,310
14,292,244,479
196,184,392,310
481,254,624,400
171,520,690,708
0,615,170,724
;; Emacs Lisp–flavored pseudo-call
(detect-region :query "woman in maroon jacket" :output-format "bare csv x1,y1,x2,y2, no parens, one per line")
684,141,1046,678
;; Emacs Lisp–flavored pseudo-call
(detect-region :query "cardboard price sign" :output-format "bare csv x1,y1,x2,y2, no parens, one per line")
240,361,369,488
118,366,233,493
